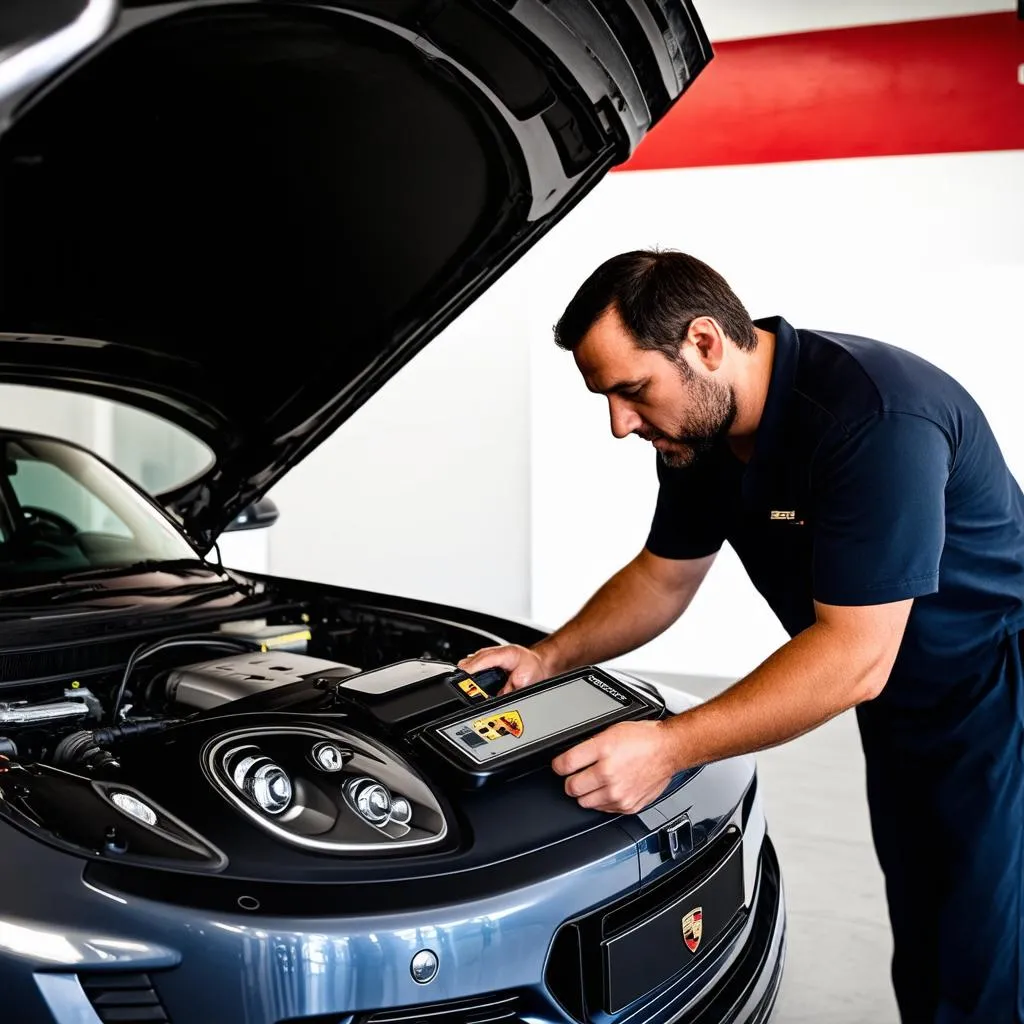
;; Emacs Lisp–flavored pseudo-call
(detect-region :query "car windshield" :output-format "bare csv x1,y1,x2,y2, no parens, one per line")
0,383,214,495
0,434,199,580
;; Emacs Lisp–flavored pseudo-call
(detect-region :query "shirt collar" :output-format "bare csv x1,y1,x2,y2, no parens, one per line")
749,315,800,466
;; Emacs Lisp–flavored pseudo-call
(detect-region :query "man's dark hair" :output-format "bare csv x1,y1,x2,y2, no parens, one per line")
553,249,757,357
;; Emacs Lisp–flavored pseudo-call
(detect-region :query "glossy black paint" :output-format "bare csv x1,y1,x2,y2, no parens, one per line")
0,0,712,547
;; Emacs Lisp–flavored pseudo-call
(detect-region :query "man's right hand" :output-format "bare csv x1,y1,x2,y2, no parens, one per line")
457,644,550,695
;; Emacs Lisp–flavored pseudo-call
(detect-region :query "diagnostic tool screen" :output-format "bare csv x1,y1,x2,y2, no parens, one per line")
435,674,632,764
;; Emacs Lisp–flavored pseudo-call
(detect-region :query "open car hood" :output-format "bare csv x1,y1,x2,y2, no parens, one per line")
0,0,710,548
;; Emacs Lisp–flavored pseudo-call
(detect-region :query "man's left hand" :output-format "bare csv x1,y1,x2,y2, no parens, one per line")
552,720,678,814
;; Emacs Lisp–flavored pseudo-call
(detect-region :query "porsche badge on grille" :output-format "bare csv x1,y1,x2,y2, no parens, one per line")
682,907,703,953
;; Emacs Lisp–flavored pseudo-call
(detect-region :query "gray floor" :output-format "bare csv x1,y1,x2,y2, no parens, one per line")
640,672,900,1024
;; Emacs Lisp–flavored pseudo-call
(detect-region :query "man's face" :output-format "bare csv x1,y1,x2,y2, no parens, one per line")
573,307,736,468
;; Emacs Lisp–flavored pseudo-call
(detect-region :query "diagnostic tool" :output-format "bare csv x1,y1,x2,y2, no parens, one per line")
415,667,664,786
331,661,508,730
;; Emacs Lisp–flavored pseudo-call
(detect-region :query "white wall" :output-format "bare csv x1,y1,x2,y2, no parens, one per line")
264,262,533,618
698,0,1014,40
530,149,1024,678
217,528,270,575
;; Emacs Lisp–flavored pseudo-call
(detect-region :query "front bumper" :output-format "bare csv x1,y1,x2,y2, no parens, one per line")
7,837,783,1024
1,744,784,1024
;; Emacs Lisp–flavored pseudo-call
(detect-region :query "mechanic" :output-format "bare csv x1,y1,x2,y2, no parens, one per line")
458,250,1024,1024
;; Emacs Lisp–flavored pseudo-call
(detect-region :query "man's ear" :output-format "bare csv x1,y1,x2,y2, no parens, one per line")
686,316,726,371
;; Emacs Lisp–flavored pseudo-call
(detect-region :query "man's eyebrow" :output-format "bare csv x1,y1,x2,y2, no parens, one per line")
593,378,646,396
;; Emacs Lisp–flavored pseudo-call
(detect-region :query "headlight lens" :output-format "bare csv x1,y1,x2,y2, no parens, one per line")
248,763,293,815
110,790,158,826
224,746,293,816
390,796,412,825
346,777,392,825
311,741,347,772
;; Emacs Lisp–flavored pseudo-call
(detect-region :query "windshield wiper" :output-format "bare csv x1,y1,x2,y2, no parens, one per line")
0,579,243,617
58,558,215,581
31,579,241,605
0,559,221,597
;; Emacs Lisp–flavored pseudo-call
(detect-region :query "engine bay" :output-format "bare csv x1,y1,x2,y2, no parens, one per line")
0,598,666,876
0,595,503,768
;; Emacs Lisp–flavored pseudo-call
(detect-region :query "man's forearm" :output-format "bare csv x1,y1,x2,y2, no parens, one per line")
533,553,708,674
661,619,892,771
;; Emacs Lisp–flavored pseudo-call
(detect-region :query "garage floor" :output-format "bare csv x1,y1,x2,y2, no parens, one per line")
644,672,901,1024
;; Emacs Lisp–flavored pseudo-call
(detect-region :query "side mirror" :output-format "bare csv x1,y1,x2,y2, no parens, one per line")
222,495,280,533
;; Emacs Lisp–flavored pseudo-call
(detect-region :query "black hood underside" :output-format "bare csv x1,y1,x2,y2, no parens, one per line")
0,1,711,546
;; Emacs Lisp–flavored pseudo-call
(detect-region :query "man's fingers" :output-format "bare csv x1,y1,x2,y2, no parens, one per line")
581,786,618,811
458,647,501,671
563,765,603,799
552,736,600,777
460,644,545,693
507,666,537,689
574,781,653,814
575,786,612,810
457,648,513,674
572,782,636,813
498,677,529,696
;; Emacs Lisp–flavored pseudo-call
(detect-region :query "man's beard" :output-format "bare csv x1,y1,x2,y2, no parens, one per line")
652,364,737,469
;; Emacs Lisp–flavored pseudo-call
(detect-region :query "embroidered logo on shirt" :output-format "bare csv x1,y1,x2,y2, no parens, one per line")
770,510,806,525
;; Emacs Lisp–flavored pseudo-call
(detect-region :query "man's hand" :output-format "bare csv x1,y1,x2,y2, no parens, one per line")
552,720,677,814
457,644,548,694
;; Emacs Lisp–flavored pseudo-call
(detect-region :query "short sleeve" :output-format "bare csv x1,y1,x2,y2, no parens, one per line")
811,413,952,606
645,455,727,560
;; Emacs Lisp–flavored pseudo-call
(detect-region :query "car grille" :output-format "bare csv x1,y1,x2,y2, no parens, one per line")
545,827,742,1020
356,991,522,1024
78,971,170,1023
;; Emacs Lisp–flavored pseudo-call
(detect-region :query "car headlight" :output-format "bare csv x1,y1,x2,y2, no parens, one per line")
0,767,226,870
310,741,348,772
204,726,448,853
224,746,293,816
345,777,392,825
109,790,158,826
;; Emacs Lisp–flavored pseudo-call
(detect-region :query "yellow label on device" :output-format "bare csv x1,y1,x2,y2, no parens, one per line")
458,679,487,700
471,710,524,741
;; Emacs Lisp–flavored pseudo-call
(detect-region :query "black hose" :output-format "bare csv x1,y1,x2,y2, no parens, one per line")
52,730,118,770
49,720,183,771
92,719,183,746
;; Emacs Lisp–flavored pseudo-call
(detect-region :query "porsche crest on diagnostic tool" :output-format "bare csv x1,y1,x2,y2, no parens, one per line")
682,907,703,953
471,710,524,742
457,678,487,700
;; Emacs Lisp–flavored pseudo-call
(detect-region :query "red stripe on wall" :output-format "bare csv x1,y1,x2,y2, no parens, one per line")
619,12,1024,171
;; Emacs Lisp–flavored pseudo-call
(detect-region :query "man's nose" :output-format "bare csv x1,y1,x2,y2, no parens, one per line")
608,397,641,439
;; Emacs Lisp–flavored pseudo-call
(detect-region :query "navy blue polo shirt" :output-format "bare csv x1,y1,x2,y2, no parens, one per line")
646,316,1024,706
